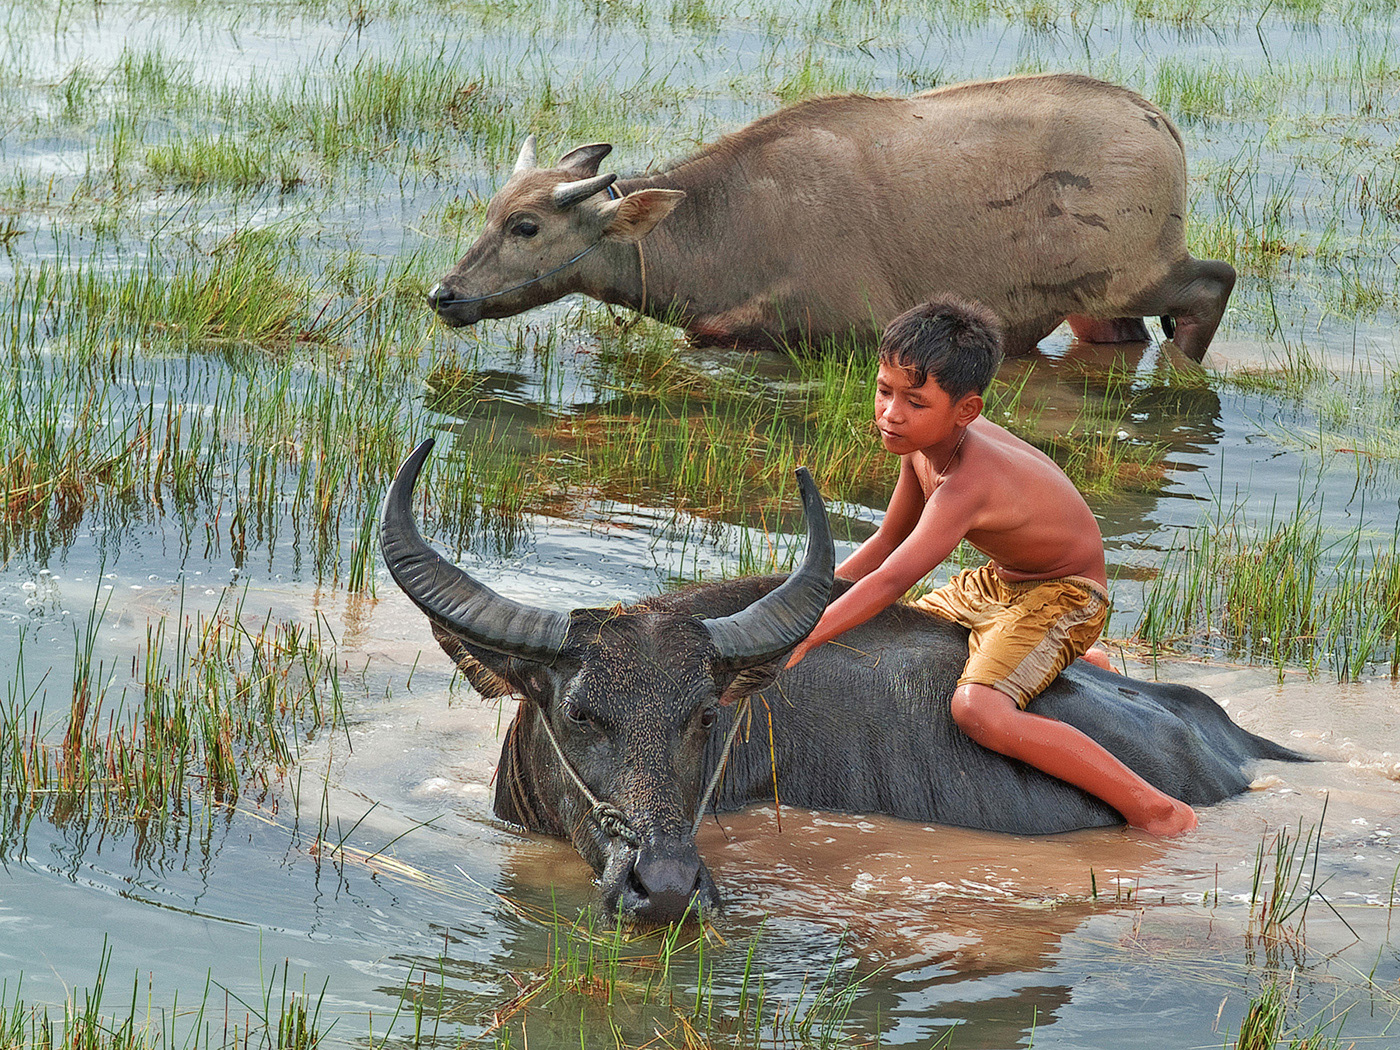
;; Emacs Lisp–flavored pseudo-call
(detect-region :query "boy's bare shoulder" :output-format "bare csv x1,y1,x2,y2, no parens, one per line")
965,417,1061,473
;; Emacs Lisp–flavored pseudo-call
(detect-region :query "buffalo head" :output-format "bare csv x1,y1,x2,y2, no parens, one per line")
380,439,833,922
427,137,685,328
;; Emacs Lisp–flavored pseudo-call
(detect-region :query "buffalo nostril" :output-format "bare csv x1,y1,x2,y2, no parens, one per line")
629,853,704,921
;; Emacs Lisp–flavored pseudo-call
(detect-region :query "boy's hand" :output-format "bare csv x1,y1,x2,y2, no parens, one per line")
784,639,815,670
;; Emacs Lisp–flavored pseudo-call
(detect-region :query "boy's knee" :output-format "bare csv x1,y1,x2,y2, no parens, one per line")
950,683,1017,743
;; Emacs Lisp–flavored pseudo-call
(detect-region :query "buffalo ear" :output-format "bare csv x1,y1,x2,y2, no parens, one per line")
430,624,565,704
600,189,685,243
431,624,513,697
717,660,783,706
557,142,613,176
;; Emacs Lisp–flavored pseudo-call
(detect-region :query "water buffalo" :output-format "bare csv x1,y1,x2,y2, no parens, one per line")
427,73,1235,361
382,441,1301,922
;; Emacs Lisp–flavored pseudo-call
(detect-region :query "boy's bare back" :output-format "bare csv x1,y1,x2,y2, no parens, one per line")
911,416,1107,588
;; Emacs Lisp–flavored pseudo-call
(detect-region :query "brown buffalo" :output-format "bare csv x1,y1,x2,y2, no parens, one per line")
427,73,1234,360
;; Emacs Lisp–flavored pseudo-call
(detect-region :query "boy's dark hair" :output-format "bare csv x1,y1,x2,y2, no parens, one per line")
878,297,1004,399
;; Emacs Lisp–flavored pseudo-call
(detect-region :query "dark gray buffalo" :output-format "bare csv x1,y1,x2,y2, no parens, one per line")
382,441,1299,923
427,73,1235,361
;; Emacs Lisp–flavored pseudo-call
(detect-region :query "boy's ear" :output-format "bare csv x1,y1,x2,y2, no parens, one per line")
954,392,984,426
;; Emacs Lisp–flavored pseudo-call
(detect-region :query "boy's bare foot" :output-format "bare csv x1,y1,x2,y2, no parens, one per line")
1081,645,1115,672
1135,796,1198,837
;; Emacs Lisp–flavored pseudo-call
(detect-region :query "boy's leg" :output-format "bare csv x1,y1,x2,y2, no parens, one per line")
949,683,1197,837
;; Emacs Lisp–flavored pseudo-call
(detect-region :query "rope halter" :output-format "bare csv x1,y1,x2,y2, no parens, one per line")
530,695,751,849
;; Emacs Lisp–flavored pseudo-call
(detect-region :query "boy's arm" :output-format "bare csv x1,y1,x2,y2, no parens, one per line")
785,472,976,668
833,458,927,582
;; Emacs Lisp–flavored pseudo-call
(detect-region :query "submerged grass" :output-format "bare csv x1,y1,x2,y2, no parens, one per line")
525,323,1177,537
0,944,329,1050
479,909,870,1050
3,0,1398,584
0,586,346,851
0,909,876,1050
1135,481,1400,677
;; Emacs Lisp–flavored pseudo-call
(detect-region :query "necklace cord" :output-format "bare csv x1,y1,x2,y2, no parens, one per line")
935,427,967,486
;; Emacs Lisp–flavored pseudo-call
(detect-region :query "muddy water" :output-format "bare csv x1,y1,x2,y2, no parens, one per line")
4,0,1400,1045
4,334,1399,1046
7,538,1397,1048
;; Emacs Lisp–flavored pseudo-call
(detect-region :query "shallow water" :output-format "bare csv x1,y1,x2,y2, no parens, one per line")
4,0,1400,1046
6,550,1398,1047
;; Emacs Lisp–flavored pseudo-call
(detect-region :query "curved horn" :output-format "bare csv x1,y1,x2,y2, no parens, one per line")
556,142,613,176
701,468,835,669
513,134,538,174
552,172,618,209
380,439,568,662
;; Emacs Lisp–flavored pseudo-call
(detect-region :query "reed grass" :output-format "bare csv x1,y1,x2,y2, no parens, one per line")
1136,485,1400,677
0,587,347,847
481,908,868,1050
0,910,873,1050
1234,980,1287,1050
144,135,302,193
3,0,1399,650
0,944,327,1050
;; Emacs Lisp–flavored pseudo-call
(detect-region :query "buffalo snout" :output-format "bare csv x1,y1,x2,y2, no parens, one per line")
426,283,479,327
603,838,717,923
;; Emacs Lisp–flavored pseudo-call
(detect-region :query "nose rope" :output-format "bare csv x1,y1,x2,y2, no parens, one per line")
431,183,623,311
529,694,752,849
533,706,640,848
690,697,749,836
430,243,601,310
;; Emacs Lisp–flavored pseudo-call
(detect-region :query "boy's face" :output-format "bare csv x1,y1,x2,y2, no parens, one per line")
874,361,982,456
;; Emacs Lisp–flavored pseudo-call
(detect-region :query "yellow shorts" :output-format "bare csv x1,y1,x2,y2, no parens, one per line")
911,563,1109,709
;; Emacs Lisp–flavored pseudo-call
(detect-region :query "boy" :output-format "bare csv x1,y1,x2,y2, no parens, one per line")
786,298,1196,837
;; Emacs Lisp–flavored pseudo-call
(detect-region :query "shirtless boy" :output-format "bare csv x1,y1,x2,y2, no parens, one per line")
786,298,1197,837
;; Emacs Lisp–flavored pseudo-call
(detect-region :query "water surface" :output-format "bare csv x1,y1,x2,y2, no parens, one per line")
3,0,1400,1046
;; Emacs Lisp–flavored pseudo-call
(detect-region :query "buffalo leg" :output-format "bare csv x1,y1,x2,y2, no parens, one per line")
1000,316,1061,357
1139,257,1237,362
1066,315,1151,343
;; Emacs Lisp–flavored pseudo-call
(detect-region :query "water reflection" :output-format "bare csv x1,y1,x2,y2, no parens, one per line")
4,569,1398,1047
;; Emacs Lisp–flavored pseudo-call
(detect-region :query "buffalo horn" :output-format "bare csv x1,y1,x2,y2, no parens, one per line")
513,134,537,174
552,172,618,209
701,468,835,669
556,142,613,176
380,439,568,662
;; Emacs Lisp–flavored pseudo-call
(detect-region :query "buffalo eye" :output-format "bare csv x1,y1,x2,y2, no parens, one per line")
510,219,539,238
699,707,718,730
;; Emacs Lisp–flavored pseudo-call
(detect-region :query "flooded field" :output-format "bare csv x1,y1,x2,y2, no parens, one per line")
2,0,1399,1047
